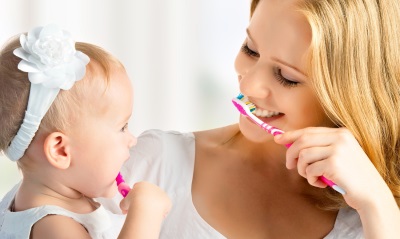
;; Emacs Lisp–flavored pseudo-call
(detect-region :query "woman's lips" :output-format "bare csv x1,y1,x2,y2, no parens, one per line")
245,112,284,126
252,104,283,118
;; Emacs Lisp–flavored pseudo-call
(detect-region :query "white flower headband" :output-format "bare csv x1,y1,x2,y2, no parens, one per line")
5,24,90,161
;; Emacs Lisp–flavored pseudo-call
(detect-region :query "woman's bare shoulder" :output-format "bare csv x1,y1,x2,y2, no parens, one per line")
194,124,239,146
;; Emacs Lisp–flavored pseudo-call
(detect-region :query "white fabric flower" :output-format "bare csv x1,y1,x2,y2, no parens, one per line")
13,24,90,90
6,25,90,161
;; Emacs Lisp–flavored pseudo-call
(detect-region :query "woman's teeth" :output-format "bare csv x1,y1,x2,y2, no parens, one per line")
252,108,280,118
241,95,281,118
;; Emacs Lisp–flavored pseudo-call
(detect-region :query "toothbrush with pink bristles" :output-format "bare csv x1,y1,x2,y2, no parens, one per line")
116,172,131,197
232,93,346,195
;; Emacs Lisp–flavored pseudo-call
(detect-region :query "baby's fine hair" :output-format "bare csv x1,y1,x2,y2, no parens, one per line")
0,35,124,152
251,0,400,209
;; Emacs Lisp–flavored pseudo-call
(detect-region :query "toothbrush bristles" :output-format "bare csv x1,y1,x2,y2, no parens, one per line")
237,93,256,112
246,101,256,112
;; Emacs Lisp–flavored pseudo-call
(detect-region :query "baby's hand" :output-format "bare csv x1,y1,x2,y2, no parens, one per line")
117,182,172,238
119,181,172,218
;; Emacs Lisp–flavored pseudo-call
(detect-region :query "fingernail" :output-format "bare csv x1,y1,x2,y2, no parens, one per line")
274,134,282,139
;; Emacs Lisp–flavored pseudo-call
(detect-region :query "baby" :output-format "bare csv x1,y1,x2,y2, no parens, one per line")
0,24,171,238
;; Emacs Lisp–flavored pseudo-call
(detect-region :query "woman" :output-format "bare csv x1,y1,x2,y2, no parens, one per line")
103,0,400,238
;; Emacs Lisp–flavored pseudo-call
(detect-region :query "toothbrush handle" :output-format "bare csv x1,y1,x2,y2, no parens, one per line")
116,173,131,198
118,182,131,198
261,123,346,195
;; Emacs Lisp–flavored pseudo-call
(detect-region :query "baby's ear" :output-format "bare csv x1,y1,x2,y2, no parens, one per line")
43,132,71,169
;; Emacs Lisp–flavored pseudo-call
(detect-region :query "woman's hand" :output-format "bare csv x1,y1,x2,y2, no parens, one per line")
273,127,390,210
274,127,400,237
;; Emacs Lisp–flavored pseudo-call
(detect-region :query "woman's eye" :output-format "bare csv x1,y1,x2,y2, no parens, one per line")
241,43,260,57
273,68,299,87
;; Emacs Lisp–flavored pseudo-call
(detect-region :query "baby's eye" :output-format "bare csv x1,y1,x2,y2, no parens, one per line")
241,43,260,58
121,123,129,132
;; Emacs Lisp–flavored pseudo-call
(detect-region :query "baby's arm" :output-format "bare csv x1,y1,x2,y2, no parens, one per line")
31,215,92,239
118,181,172,239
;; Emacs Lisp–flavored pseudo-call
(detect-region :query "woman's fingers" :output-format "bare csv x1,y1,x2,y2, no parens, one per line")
295,146,332,177
276,128,340,170
304,159,336,188
274,127,337,145
275,127,355,189
275,126,395,212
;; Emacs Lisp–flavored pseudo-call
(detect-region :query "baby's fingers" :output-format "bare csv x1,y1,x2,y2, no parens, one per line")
119,197,130,215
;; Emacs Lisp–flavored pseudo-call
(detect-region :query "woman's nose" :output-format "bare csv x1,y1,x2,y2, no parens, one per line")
239,65,271,98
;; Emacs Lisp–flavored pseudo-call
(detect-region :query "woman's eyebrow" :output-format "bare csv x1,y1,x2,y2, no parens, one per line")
271,57,306,76
246,28,258,49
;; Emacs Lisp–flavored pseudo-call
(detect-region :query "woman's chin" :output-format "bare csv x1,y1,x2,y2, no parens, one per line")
238,116,274,143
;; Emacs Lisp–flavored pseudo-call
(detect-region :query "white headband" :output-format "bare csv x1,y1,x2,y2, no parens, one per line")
5,24,90,161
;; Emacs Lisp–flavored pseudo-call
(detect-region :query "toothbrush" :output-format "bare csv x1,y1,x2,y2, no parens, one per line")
116,172,131,197
232,93,346,195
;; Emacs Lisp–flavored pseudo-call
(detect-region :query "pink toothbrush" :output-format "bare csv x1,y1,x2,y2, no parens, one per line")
116,172,131,197
232,93,346,195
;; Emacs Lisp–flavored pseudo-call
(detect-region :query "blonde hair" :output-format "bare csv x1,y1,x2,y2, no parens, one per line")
0,35,123,153
251,0,400,209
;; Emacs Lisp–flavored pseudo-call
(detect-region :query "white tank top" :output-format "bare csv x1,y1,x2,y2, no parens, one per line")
0,183,125,239
98,129,365,238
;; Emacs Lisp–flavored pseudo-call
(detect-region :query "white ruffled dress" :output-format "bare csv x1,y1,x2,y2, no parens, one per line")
0,183,124,239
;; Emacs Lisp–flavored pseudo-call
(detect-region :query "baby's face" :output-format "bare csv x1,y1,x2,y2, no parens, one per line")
67,63,137,198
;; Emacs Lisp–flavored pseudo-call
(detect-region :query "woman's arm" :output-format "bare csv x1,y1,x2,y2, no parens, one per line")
356,186,400,238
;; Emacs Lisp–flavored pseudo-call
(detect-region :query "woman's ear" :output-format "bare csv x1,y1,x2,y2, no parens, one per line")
43,132,71,170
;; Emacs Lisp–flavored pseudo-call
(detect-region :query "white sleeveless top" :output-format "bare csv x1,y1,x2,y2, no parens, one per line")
0,184,125,239
99,129,364,238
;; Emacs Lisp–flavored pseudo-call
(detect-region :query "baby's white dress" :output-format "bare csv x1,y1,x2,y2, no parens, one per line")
0,183,125,239
99,129,365,238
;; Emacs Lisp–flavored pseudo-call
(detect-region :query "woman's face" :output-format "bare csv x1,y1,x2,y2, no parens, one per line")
235,0,335,143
